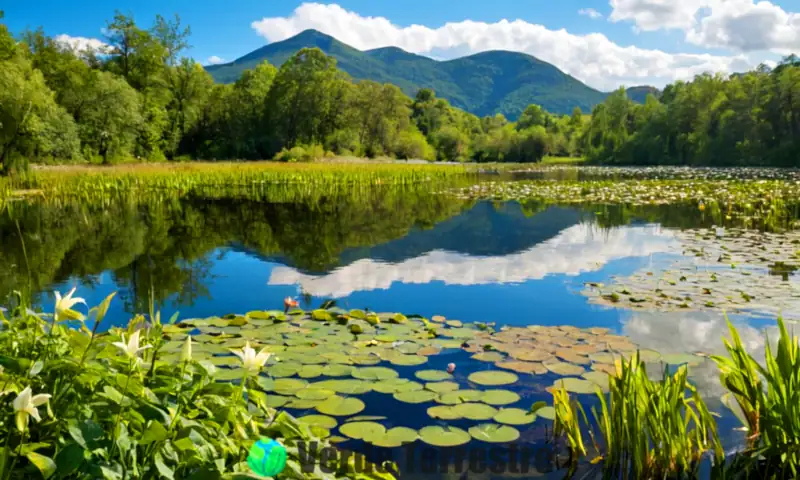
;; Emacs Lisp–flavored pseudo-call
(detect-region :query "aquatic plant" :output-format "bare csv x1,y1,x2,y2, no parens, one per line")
712,316,800,477
0,293,395,479
552,352,723,479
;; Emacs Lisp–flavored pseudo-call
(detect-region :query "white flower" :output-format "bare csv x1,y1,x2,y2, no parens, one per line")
230,342,272,373
112,330,152,361
54,287,87,322
180,336,192,363
13,387,51,432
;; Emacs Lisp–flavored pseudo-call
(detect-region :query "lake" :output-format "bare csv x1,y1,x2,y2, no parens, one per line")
2,171,797,477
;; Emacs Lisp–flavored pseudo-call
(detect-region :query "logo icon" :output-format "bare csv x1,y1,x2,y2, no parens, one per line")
248,438,288,477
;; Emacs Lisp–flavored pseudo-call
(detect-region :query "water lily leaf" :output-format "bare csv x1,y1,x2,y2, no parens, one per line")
589,352,616,364
427,405,462,420
372,379,423,394
469,424,520,443
316,396,366,416
553,378,598,394
350,355,382,365
266,395,290,408
388,354,427,366
298,365,325,379
298,415,338,429
312,379,373,395
352,367,399,380
472,352,505,362
511,350,552,362
415,370,453,381
445,328,476,339
446,320,463,327
273,378,308,395
495,361,547,374
555,350,591,365
480,389,521,406
419,426,471,447
417,346,442,356
431,315,446,323
661,353,703,366
436,390,484,405
393,390,438,404
369,427,419,447
267,363,302,378
346,416,388,422
537,406,555,420
635,349,662,363
295,387,336,400
339,422,386,441
468,371,518,386
328,436,348,444
425,381,459,393
581,371,610,390
452,403,499,420
493,408,537,425
321,364,354,376
544,361,586,376
286,398,324,409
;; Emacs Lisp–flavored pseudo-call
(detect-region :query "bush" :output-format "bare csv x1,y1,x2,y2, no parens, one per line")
273,144,326,163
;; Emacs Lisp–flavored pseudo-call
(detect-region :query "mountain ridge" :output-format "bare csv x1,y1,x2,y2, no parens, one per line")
206,29,657,118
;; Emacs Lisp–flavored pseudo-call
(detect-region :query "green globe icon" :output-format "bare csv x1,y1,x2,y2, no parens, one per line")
248,438,287,477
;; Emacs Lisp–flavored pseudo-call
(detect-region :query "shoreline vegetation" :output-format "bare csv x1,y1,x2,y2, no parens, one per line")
1,291,798,478
1,10,798,175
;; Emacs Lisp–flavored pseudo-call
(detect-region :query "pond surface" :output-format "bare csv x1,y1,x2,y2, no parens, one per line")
2,185,797,477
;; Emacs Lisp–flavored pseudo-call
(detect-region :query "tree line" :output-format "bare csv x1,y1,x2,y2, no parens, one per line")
584,56,800,166
1,10,798,172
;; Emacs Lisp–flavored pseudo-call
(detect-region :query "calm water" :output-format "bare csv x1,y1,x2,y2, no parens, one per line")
1,191,788,477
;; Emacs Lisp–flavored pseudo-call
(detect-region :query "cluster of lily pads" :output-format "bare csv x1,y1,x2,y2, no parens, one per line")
156,308,705,449
503,165,800,181
583,227,800,318
448,179,800,216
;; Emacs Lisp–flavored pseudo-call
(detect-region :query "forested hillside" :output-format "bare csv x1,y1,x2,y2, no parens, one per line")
1,10,798,171
207,29,630,118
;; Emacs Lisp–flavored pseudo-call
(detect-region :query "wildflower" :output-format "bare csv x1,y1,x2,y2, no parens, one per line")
54,287,87,322
698,201,706,212
231,341,272,373
112,330,152,362
13,387,51,432
180,336,192,363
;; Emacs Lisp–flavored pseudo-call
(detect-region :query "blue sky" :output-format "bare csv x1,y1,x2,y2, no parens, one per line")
3,1,798,90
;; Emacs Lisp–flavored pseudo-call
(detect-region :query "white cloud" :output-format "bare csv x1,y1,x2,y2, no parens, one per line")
610,0,800,54
269,223,679,297
579,8,604,19
251,2,766,90
206,55,226,65
54,34,109,54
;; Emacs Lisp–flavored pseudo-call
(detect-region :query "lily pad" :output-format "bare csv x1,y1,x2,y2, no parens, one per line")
469,424,520,443
352,367,399,380
472,352,505,362
493,408,537,425
339,422,386,441
369,427,419,447
661,353,703,366
468,371,518,386
495,361,547,374
537,406,555,420
452,403,499,421
415,370,453,381
372,379,423,394
316,396,366,416
313,379,373,395
581,371,611,389
298,365,325,379
286,398,324,409
427,405,462,420
419,426,471,447
388,354,428,366
393,390,438,404
295,387,336,400
273,378,308,395
321,364,354,377
553,377,598,394
298,415,338,429
544,361,586,376
425,381,460,393
480,390,521,406
436,390,484,405
346,416,388,422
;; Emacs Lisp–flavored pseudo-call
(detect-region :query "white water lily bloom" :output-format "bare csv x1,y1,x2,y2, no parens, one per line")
54,287,87,322
230,342,272,373
13,387,51,432
112,330,152,361
180,336,192,363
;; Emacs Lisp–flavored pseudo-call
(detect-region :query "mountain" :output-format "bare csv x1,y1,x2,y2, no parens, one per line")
206,29,653,118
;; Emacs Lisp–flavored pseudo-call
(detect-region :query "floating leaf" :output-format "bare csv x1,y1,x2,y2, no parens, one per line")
313,379,373,395
369,427,419,447
495,361,547,374
321,364,354,376
393,390,438,404
316,396,366,416
425,381,459,393
661,353,703,366
537,406,555,420
298,365,324,379
553,377,598,394
427,405,462,420
273,378,308,395
419,426,471,447
452,403,499,420
436,390,484,405
581,371,610,390
372,379,423,394
493,408,537,425
415,370,453,381
388,354,427,366
472,352,505,362
298,415,338,429
346,416,388,422
339,422,386,441
480,390,520,406
286,398,324,409
469,424,520,443
295,387,336,400
543,361,585,376
468,371,518,386
352,367,398,380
